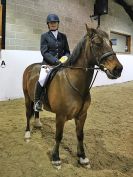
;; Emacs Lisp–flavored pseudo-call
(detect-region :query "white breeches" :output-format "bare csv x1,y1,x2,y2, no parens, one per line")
38,65,52,87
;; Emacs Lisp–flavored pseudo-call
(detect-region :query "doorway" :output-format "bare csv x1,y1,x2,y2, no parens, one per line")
0,4,2,49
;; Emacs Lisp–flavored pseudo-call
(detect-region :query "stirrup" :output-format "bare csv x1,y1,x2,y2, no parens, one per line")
34,101,43,112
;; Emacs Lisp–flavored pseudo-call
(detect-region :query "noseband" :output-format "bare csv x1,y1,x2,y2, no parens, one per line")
98,51,116,65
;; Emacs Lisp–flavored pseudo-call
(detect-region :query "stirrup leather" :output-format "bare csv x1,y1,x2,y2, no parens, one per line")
34,101,43,112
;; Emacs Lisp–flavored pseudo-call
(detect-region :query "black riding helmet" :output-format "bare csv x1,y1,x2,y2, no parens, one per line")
46,14,60,24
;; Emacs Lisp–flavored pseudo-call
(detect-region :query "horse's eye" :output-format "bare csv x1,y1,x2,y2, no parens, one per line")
94,38,101,44
92,36,103,45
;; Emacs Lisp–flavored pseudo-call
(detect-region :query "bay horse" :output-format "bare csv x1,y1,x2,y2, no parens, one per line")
23,25,123,167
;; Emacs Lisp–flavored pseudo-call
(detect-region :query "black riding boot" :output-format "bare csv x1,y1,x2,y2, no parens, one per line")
34,81,43,112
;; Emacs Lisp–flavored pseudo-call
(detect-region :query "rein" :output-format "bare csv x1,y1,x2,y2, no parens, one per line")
63,64,99,119
62,65,100,90
64,67,98,119
63,65,100,71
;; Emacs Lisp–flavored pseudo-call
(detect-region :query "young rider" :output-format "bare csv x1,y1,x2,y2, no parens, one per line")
34,14,70,112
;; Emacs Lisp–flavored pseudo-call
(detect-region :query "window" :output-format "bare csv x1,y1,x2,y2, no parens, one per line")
110,31,131,53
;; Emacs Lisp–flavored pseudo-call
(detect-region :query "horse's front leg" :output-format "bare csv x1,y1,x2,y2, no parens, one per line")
52,114,65,167
75,112,90,167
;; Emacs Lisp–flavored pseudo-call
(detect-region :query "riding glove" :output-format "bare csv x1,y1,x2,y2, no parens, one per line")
59,56,68,63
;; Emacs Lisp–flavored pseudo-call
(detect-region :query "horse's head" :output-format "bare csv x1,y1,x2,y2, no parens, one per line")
86,25,123,79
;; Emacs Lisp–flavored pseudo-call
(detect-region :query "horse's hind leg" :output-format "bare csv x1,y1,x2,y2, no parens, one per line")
75,112,90,167
52,114,65,167
24,94,34,140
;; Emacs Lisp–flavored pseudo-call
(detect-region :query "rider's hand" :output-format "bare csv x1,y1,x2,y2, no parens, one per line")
59,56,68,63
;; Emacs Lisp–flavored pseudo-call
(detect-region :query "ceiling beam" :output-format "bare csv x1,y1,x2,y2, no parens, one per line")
115,0,133,21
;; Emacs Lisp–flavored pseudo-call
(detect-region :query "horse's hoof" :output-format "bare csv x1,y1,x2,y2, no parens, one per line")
25,138,30,143
34,119,42,128
52,160,61,166
52,160,61,170
79,157,90,165
53,164,61,170
86,164,91,169
24,131,31,139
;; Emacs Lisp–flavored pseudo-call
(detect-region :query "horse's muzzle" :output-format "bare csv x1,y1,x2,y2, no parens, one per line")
113,65,123,77
106,65,123,79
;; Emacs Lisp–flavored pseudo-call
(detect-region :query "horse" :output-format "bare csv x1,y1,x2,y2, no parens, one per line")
23,25,123,168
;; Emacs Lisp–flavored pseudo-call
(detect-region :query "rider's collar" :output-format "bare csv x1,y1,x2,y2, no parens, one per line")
51,30,58,39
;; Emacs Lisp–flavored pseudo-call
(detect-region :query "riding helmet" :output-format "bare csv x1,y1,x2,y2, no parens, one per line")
46,14,60,24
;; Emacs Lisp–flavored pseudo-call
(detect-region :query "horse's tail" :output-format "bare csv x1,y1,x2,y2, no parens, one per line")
23,90,35,119
22,64,37,119
29,101,34,118
28,99,34,118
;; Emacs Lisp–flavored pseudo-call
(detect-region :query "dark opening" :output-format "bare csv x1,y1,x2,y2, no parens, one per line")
1,0,6,49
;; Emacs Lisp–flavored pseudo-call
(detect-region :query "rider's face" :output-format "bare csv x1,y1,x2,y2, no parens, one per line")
48,22,59,31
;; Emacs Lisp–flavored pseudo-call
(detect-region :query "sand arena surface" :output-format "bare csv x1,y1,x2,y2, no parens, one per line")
0,81,133,177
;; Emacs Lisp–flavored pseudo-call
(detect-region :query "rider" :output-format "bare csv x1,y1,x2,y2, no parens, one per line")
34,14,70,112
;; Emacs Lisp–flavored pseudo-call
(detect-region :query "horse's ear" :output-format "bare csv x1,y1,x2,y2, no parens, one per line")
85,24,90,33
85,24,96,38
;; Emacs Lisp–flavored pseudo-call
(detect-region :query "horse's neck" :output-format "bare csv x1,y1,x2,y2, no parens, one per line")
67,53,94,95
70,38,94,68
66,37,95,94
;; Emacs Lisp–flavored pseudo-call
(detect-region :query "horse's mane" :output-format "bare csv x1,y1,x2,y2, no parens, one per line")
96,29,109,39
69,35,87,64
69,29,109,65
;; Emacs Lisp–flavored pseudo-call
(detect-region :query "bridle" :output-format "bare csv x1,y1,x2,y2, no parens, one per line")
64,35,116,70
62,35,116,89
90,35,116,70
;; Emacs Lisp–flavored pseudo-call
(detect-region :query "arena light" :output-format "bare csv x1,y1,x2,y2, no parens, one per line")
90,0,108,28
94,0,108,16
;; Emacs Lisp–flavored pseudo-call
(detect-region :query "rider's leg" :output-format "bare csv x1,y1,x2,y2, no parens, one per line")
34,81,43,112
34,65,51,112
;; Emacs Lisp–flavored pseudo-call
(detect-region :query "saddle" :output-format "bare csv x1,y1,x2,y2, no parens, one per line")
41,64,62,107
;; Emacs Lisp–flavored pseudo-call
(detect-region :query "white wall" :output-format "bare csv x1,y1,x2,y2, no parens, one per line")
0,50,133,101
93,54,133,86
0,50,42,101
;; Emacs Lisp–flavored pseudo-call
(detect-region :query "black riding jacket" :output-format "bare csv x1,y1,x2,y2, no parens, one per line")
40,31,70,65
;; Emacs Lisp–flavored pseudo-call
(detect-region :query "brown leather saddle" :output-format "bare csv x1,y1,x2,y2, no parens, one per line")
41,64,62,107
